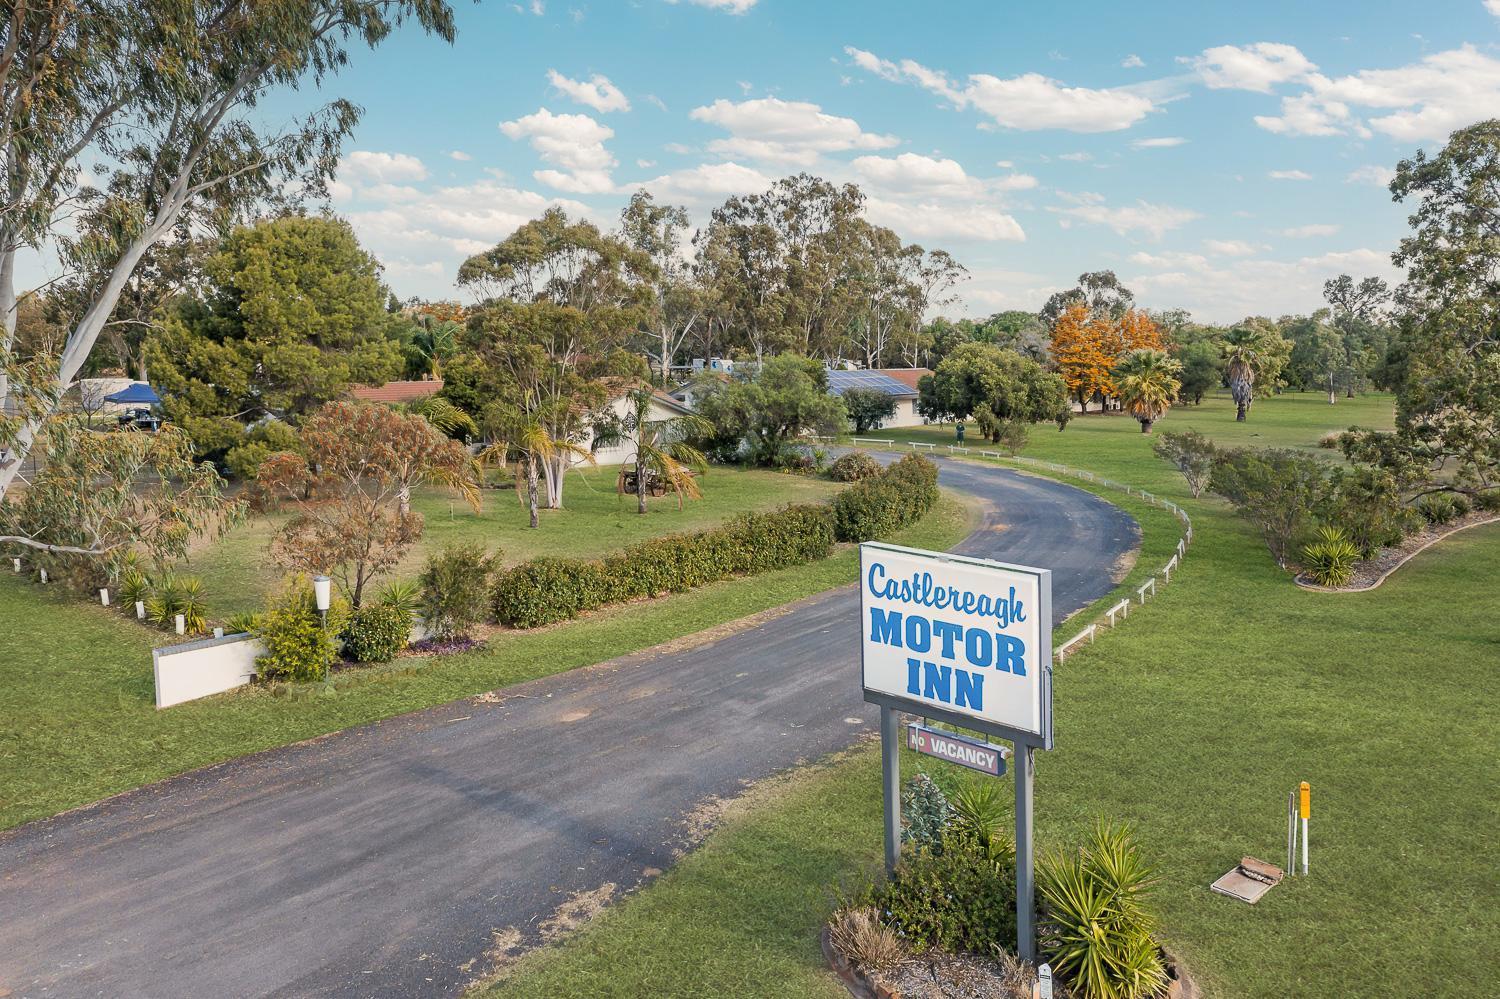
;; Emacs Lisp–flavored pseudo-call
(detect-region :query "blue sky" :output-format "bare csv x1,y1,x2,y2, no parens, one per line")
284,0,1500,322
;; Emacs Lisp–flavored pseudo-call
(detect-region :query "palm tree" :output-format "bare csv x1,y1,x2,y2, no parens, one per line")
596,387,712,514
480,421,593,529
1223,329,1263,422
1113,349,1182,434
408,319,461,379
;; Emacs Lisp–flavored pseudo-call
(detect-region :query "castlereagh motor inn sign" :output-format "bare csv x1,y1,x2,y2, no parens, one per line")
859,541,1051,744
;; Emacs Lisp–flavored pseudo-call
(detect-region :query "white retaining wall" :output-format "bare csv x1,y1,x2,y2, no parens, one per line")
153,633,264,709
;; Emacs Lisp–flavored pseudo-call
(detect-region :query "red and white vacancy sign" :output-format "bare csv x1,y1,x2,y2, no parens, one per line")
860,541,1051,743
907,723,1008,776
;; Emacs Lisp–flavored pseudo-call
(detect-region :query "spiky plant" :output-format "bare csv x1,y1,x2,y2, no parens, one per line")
594,386,713,514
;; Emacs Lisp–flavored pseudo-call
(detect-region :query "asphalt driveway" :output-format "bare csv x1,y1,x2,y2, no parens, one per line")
0,456,1137,998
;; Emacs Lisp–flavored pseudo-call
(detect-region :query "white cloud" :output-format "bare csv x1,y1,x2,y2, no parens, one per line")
1203,239,1267,256
1279,223,1340,237
1188,42,1316,93
1131,136,1187,148
845,46,1155,132
1059,151,1092,161
1487,0,1500,15
1345,164,1395,186
1051,193,1200,240
667,0,758,13
1127,244,1399,320
500,107,616,192
689,96,899,166
1121,54,1145,69
1268,169,1312,180
628,161,773,205
546,70,631,113
340,150,428,184
447,150,472,162
636,158,656,168
866,197,1025,242
1255,45,1500,141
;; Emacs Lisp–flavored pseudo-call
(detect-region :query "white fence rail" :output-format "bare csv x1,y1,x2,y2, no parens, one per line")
836,435,1196,665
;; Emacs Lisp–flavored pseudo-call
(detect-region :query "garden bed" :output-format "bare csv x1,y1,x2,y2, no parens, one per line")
1296,511,1500,592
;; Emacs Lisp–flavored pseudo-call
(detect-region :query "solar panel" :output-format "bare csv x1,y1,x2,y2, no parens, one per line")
826,369,916,397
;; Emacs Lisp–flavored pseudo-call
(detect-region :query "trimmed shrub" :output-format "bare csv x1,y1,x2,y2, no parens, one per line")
492,503,836,628
255,577,348,682
1301,526,1361,588
876,831,1018,955
829,451,882,482
831,453,939,542
341,603,411,663
419,544,497,640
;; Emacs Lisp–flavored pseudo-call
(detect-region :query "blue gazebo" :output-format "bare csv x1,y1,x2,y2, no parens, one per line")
105,382,163,431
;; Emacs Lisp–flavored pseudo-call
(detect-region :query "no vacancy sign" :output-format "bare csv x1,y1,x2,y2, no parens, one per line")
859,541,1052,745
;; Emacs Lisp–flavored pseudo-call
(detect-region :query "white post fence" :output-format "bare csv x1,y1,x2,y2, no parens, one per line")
1106,598,1131,628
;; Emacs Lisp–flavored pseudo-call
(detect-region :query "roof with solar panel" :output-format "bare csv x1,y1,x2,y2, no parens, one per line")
825,369,921,398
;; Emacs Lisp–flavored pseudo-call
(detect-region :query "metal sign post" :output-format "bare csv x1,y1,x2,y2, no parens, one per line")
858,541,1054,964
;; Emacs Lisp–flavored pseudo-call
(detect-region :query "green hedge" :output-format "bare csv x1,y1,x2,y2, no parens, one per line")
493,503,837,628
831,453,940,542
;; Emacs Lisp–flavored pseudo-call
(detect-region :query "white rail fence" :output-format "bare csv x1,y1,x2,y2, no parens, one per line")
836,438,1196,665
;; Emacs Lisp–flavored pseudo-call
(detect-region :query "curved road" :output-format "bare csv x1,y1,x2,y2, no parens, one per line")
0,457,1137,999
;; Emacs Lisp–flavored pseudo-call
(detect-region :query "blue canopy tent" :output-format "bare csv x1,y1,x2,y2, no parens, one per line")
103,382,162,405
104,382,163,430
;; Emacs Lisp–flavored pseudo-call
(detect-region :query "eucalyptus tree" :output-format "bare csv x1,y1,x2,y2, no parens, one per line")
458,208,654,510
0,0,458,508
619,190,702,382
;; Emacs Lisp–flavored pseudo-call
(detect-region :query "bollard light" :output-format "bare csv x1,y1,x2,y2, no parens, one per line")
39,568,48,583
213,626,224,639
100,588,110,607
313,575,332,615
135,600,146,620
174,614,186,636
11,557,19,573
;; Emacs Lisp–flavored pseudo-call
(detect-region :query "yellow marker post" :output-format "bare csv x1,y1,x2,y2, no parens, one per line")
1298,781,1310,875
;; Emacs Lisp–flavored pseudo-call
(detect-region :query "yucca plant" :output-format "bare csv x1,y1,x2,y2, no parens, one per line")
951,780,1014,864
377,579,422,617
116,570,153,609
1038,821,1168,999
225,611,263,636
1301,525,1360,588
146,573,210,634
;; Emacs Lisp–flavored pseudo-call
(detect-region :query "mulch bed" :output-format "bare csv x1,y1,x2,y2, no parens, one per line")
1297,511,1499,592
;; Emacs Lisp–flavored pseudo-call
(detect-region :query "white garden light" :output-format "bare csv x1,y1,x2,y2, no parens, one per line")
313,574,332,626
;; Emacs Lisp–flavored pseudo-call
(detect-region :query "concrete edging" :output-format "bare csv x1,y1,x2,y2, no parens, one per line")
1295,514,1500,593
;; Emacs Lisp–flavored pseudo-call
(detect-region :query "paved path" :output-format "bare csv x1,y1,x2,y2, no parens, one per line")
0,457,1137,999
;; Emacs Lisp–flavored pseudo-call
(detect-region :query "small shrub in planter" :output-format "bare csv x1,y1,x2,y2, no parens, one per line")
1301,526,1361,588
1038,821,1167,999
829,451,882,482
419,544,497,640
255,576,348,682
876,831,1018,955
341,603,412,663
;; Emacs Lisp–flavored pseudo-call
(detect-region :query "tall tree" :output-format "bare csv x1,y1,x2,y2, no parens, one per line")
593,385,711,513
619,190,701,382
1355,120,1500,495
1040,270,1135,326
1113,348,1182,434
458,208,653,510
1049,303,1114,411
690,354,845,467
0,1,457,506
917,342,1071,442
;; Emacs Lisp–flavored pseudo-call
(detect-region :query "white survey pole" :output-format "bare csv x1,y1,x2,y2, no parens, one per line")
1299,781,1310,875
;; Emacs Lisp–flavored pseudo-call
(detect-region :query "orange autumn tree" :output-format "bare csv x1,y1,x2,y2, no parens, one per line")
1049,303,1115,410
1051,306,1170,412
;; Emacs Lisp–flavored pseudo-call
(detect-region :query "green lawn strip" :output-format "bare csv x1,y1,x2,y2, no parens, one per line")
496,393,1499,998
0,493,974,831
191,464,840,617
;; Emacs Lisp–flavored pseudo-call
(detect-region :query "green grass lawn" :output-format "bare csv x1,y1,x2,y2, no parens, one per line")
192,464,839,617
0,490,974,831
492,389,1500,999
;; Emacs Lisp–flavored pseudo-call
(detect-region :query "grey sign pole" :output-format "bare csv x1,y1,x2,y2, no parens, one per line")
1015,740,1036,963
881,705,900,873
